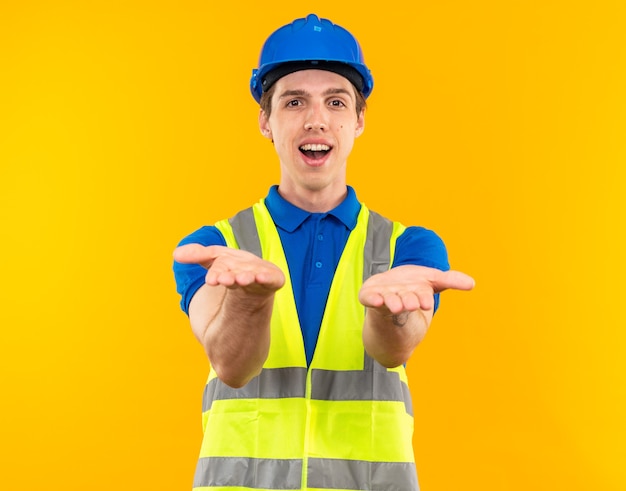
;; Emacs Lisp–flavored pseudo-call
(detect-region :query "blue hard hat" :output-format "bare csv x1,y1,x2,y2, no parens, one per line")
250,14,374,103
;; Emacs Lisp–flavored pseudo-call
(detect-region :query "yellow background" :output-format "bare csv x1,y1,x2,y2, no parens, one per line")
1,1,624,489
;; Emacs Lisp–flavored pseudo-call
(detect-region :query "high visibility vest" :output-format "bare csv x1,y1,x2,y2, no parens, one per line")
193,200,418,491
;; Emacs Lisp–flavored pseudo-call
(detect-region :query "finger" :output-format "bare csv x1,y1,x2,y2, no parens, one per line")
207,262,256,286
206,269,235,287
416,290,435,312
359,290,385,308
233,270,258,287
382,292,404,314
256,270,286,290
398,291,421,312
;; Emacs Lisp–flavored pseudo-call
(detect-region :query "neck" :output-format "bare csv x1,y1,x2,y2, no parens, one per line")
277,183,348,213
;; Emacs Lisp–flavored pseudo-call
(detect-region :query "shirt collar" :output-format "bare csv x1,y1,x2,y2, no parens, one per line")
264,185,361,233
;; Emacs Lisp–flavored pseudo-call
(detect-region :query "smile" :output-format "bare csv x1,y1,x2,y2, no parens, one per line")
299,143,331,159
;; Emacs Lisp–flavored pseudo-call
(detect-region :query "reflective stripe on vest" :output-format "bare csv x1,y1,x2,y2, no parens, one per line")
196,201,417,491
203,366,413,416
194,456,418,490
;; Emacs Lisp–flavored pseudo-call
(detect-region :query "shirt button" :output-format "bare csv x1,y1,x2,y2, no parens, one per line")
315,261,322,269
317,234,324,241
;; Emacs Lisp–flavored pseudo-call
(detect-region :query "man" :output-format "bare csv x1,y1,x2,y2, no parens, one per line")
173,13,474,491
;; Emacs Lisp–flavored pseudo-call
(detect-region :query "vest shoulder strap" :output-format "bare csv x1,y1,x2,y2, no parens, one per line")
228,207,393,281
363,209,393,281
228,205,395,280
228,206,261,257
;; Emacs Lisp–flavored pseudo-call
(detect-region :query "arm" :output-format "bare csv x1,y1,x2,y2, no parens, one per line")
360,265,474,368
174,243,285,388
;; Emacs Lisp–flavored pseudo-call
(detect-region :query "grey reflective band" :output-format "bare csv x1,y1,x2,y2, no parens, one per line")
311,368,413,416
204,366,412,416
363,210,393,281
229,207,262,257
360,354,413,414
193,456,418,490
363,351,389,373
193,456,302,489
203,367,307,411
308,458,419,491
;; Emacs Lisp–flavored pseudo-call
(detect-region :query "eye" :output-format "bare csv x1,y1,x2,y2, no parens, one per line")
329,99,346,108
286,99,302,107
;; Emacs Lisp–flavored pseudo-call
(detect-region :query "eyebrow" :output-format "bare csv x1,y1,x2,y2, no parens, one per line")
277,87,353,100
277,89,309,99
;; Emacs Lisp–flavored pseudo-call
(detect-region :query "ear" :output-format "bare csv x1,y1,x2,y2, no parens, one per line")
259,110,272,140
355,109,365,138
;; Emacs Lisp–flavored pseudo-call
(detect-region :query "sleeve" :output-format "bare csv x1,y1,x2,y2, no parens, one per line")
172,226,227,315
392,226,450,313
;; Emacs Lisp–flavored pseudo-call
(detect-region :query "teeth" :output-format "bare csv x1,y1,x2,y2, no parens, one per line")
300,143,330,151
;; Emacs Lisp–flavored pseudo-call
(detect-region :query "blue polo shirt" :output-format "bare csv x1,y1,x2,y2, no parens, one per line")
174,185,449,365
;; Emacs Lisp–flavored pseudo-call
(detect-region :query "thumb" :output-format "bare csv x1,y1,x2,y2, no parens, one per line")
173,243,217,268
432,269,476,293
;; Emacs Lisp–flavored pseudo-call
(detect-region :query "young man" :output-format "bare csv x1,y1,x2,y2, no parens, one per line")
173,14,474,491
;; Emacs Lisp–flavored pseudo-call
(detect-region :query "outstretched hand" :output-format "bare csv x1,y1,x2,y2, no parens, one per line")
359,265,475,314
174,244,285,296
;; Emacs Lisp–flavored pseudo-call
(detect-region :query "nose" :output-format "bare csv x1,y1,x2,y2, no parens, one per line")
304,121,327,130
304,105,328,131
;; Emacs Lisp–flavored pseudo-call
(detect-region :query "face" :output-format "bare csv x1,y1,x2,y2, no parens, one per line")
259,69,365,207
